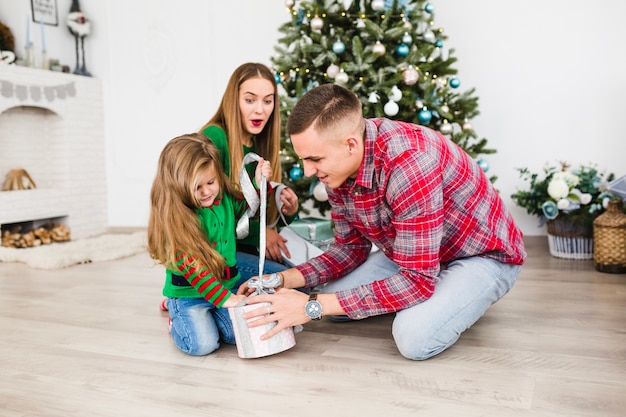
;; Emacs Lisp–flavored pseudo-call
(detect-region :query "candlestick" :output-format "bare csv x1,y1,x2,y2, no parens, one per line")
41,50,49,70
25,42,35,67
26,15,30,49
40,21,46,52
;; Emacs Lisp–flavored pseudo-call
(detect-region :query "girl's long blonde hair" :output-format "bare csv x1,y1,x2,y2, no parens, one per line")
199,62,282,224
147,133,243,280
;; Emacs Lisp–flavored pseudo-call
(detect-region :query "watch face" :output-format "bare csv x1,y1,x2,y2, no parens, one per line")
305,300,322,320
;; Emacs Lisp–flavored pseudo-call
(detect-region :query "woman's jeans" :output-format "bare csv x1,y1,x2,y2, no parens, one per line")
236,251,287,281
320,251,521,361
165,252,286,356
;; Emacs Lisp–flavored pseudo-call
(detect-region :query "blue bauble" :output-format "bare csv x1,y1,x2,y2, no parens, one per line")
449,77,461,88
477,158,489,173
296,8,305,25
418,108,432,124
435,39,443,48
289,164,304,181
396,43,409,57
424,2,435,13
332,40,346,54
274,73,282,84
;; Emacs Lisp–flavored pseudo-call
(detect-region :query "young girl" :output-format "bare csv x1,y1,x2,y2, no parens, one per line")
148,133,273,356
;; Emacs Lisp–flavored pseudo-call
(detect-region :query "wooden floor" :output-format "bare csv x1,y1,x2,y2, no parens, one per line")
0,236,624,417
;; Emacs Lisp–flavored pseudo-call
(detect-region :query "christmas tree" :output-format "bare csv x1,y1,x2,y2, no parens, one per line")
272,0,495,215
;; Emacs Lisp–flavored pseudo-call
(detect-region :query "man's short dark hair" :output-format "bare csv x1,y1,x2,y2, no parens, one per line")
287,84,362,136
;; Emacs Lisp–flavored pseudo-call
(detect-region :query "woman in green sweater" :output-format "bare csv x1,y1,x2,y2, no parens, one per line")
148,133,273,355
199,62,299,267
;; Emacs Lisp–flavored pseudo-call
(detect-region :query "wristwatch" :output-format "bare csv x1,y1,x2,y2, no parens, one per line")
304,292,323,321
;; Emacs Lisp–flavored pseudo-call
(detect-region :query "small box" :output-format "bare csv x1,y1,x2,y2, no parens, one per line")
285,217,334,249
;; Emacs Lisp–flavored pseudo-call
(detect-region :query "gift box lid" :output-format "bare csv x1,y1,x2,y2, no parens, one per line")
287,217,334,242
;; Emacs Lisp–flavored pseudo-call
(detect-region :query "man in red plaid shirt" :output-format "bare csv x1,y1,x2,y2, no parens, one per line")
242,84,526,360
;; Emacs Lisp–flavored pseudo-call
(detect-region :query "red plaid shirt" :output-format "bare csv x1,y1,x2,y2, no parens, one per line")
296,118,526,319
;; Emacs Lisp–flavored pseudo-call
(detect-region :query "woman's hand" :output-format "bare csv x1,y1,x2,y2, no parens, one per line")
265,227,289,261
279,187,299,217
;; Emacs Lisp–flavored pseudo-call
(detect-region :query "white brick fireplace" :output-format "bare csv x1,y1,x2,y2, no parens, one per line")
0,66,107,240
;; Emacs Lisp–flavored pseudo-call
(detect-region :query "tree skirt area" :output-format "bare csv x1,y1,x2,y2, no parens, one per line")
0,231,147,270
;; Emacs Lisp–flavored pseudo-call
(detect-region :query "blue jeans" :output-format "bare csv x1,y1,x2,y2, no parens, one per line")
320,251,521,360
166,296,237,356
166,253,286,356
236,251,287,280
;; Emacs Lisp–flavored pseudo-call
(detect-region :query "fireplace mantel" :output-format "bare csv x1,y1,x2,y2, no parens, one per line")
0,65,108,240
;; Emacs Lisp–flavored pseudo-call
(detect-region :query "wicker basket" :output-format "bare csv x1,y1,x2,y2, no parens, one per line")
593,200,626,273
546,218,594,260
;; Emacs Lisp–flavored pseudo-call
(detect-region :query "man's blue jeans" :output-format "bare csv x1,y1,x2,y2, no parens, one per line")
321,251,521,360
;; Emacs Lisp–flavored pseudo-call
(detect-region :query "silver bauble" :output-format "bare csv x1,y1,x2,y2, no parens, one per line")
389,85,403,102
372,0,385,11
402,67,419,85
440,122,453,135
383,100,399,116
423,30,436,43
313,182,329,202
310,16,323,31
326,64,340,78
372,41,386,56
335,71,349,84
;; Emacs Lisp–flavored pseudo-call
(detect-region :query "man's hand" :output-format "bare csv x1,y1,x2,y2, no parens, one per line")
243,289,310,340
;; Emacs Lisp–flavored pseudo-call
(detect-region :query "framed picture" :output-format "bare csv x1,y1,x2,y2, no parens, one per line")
31,0,58,26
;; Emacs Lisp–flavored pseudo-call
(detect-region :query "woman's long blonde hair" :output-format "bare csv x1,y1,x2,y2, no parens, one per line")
147,133,243,279
199,62,282,224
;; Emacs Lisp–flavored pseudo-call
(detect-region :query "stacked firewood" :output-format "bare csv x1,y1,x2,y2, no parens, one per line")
1,224,71,248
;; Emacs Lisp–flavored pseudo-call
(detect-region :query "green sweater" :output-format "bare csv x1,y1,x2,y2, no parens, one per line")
201,125,295,251
162,195,245,307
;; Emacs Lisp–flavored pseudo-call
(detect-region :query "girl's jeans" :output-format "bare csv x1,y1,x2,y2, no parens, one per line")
165,252,286,356
321,251,521,360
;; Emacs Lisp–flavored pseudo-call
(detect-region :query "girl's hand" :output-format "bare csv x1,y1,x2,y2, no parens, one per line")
222,293,247,308
279,187,299,217
255,158,272,186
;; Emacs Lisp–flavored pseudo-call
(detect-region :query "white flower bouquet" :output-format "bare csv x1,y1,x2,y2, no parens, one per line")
511,162,616,227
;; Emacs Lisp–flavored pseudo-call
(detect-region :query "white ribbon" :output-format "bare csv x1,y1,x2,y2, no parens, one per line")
236,154,289,239
237,153,288,296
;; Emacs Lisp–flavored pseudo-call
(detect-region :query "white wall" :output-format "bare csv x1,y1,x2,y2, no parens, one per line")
435,0,626,235
1,0,624,236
